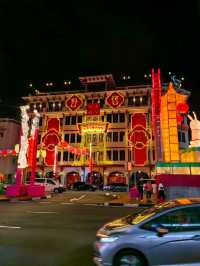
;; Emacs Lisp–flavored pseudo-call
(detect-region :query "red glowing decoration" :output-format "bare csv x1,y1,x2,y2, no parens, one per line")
176,103,189,125
87,103,100,115
106,92,124,108
176,103,189,114
65,95,83,111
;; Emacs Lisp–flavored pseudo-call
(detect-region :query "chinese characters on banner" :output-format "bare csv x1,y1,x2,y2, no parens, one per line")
65,95,83,111
106,92,124,108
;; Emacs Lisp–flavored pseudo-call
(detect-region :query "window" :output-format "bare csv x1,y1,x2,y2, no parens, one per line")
113,132,118,142
69,153,74,161
107,114,112,122
113,113,118,123
71,116,76,125
143,96,147,105
64,134,70,142
178,131,181,142
181,132,186,143
38,134,41,144
65,116,70,125
77,116,82,123
119,132,125,142
106,132,112,142
57,151,61,162
100,98,105,108
99,134,103,142
87,99,92,104
135,96,140,106
107,150,111,160
142,207,200,232
39,117,43,126
77,134,81,143
128,150,131,161
128,97,134,106
113,150,118,161
128,114,132,123
119,150,125,161
70,133,75,143
63,151,68,161
119,113,125,123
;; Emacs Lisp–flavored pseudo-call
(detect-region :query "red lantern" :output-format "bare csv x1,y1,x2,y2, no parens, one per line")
176,103,189,114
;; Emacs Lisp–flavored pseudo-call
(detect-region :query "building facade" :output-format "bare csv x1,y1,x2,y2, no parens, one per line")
22,73,190,186
0,118,20,179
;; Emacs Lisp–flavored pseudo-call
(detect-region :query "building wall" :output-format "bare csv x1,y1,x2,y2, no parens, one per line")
23,82,190,184
0,119,20,176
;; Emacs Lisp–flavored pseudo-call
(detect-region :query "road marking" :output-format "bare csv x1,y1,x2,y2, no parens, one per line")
0,225,21,229
70,194,86,202
61,202,73,205
27,211,57,214
39,201,51,204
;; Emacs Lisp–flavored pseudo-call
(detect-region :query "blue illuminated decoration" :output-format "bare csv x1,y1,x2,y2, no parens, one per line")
171,75,182,88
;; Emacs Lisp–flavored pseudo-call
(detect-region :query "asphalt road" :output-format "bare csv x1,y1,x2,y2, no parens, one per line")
0,195,137,266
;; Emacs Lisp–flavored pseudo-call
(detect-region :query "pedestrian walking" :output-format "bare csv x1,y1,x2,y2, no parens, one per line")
144,181,153,201
158,182,165,202
130,185,139,200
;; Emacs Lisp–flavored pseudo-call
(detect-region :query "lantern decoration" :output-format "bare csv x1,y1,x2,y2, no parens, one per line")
65,95,83,111
161,82,189,162
59,141,89,155
176,102,189,125
106,92,124,108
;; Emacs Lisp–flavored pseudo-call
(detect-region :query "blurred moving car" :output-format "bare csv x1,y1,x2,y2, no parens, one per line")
94,198,200,266
103,183,128,192
34,178,65,193
72,181,97,191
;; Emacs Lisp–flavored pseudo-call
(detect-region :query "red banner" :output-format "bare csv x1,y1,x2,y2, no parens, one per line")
65,95,83,111
87,103,100,115
42,118,60,166
130,113,148,166
106,92,124,108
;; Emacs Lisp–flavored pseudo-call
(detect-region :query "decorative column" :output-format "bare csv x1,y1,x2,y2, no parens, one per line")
29,110,40,184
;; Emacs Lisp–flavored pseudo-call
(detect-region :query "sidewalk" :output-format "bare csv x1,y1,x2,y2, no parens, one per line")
0,194,9,201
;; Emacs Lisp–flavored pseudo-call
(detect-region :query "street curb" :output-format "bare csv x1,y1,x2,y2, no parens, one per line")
0,196,10,202
9,194,52,202
96,202,139,207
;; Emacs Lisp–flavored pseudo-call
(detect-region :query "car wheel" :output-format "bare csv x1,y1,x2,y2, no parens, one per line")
54,188,59,193
114,250,146,266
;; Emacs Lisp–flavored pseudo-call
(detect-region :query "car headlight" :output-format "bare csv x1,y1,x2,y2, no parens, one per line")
100,236,119,243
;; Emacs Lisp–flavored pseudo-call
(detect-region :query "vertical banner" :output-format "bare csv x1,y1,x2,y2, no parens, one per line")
130,113,148,166
151,68,162,161
42,118,60,166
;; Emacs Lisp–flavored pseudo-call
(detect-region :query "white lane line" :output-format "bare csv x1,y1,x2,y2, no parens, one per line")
61,202,73,205
0,225,21,229
27,211,57,214
39,201,51,204
69,194,86,202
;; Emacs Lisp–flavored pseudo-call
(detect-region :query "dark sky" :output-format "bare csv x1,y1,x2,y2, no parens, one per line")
0,1,200,109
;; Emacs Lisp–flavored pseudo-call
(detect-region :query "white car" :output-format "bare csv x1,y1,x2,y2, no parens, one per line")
34,178,65,193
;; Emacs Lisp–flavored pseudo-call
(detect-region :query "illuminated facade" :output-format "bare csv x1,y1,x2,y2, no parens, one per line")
0,118,20,178
22,72,190,185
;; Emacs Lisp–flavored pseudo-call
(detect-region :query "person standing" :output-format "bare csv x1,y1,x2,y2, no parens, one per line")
158,182,165,202
145,181,153,201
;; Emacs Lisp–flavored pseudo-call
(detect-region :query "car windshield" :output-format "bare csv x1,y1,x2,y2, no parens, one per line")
127,200,192,225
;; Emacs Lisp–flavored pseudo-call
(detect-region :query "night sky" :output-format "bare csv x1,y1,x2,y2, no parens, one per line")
0,1,200,111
